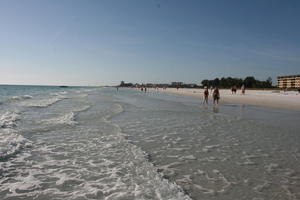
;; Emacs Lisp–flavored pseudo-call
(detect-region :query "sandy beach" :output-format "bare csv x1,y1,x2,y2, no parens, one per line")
149,88,300,111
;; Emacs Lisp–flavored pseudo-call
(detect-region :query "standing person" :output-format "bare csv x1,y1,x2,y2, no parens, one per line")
231,86,236,94
203,86,209,105
144,87,147,93
213,87,220,105
232,85,237,94
241,84,245,95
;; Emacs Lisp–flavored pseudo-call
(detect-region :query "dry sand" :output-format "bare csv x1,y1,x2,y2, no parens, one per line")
148,88,300,111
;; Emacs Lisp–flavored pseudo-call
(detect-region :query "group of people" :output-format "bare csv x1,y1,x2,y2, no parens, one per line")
203,86,220,106
231,85,245,95
203,85,246,106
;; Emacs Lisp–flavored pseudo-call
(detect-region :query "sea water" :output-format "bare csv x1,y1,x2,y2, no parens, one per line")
0,86,299,200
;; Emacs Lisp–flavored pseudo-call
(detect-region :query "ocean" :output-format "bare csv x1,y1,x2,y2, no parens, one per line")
0,86,299,200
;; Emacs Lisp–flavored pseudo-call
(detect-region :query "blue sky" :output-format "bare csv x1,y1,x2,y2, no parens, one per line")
0,0,299,86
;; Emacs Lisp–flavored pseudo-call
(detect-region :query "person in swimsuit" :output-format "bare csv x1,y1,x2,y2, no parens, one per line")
231,85,237,94
203,86,209,105
213,87,220,105
241,84,245,95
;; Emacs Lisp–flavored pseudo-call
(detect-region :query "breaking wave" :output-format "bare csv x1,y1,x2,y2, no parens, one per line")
0,111,20,129
100,103,192,200
41,112,77,126
20,97,64,108
0,95,33,105
10,95,33,101
0,111,31,161
50,91,68,96
40,105,91,126
0,129,32,160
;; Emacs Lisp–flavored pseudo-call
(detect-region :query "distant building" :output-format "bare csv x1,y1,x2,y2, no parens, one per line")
277,75,300,88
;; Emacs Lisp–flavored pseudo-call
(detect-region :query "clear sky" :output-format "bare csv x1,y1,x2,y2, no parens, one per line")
0,0,299,86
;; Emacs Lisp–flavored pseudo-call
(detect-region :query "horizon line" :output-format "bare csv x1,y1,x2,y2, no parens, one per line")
0,83,104,87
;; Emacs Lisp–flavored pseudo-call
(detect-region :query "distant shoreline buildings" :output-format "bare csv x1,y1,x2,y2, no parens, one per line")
277,75,300,89
119,76,274,89
119,75,300,90
119,81,198,88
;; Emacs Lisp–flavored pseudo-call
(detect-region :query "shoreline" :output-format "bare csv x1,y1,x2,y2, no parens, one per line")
145,88,300,111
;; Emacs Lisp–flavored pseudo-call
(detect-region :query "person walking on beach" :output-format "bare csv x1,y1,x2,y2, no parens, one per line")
231,85,237,94
203,86,209,105
213,87,220,105
241,84,245,95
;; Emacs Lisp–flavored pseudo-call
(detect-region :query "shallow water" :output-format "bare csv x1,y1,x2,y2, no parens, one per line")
0,86,299,200
113,89,300,200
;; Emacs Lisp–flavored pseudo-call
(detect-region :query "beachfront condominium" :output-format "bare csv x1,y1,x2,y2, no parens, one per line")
277,74,300,88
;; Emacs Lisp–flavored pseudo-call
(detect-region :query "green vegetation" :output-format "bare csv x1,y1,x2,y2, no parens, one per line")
201,76,273,88
119,76,275,89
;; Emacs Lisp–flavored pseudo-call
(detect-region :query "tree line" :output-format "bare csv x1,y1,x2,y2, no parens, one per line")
201,76,273,88
119,76,274,89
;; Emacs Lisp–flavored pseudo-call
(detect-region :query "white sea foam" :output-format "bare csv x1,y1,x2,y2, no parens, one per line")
0,110,32,161
11,95,33,101
0,95,33,106
40,105,90,126
0,111,20,128
179,155,197,160
20,97,63,108
253,181,271,193
265,163,279,173
0,117,191,200
94,104,192,200
1,87,299,200
41,112,77,125
75,94,88,99
0,129,32,160
50,91,68,96
110,130,192,200
193,169,232,195
73,105,91,112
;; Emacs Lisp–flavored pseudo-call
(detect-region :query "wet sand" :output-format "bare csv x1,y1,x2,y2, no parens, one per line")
149,88,300,111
